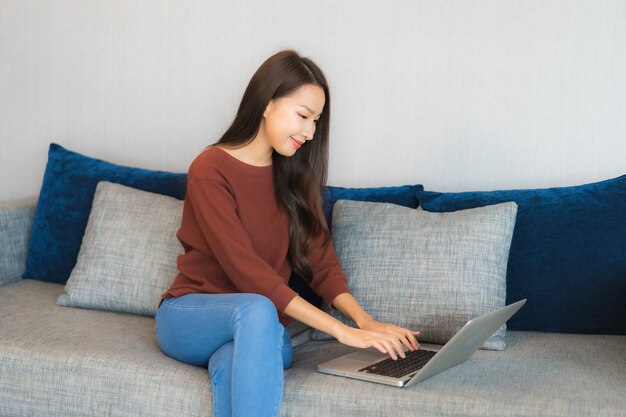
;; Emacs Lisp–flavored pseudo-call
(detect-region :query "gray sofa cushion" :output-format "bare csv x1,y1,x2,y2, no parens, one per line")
57,182,184,316
2,280,211,417
289,333,626,417
0,280,309,417
1,280,624,417
0,197,37,285
311,200,518,350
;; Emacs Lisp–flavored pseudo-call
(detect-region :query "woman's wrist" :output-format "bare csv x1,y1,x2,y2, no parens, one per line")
331,293,374,329
329,320,349,340
354,314,375,329
284,295,354,340
329,315,373,340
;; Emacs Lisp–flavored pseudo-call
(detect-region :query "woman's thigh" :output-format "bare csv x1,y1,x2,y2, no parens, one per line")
156,292,292,367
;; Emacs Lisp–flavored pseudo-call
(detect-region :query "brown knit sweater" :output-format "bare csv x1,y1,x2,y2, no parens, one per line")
161,145,351,326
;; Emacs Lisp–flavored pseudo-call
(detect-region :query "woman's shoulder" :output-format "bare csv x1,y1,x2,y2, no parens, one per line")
188,145,229,182
192,144,225,163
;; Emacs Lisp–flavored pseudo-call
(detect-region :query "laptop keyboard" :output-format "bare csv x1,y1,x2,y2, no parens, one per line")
359,349,437,378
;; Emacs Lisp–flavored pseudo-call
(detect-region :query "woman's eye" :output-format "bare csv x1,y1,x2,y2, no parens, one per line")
299,114,319,124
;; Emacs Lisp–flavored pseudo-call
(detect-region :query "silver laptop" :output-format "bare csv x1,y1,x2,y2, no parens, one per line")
317,299,526,388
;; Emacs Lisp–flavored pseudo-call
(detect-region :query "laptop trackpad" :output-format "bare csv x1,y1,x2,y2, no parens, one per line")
345,349,387,363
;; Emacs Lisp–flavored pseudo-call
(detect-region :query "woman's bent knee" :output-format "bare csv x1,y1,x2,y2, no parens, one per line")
234,294,280,328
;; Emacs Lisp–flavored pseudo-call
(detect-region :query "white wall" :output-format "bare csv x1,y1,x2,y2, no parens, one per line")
1,0,625,200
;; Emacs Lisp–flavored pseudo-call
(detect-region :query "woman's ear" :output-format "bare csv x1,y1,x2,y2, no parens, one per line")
263,100,274,118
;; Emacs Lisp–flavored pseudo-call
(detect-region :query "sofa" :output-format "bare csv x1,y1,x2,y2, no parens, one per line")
1,143,625,417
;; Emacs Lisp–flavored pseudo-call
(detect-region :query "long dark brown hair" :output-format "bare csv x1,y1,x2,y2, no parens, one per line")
211,49,331,285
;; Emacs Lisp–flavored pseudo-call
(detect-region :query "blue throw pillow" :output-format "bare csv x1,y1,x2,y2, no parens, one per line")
323,184,424,230
23,143,187,284
416,175,626,335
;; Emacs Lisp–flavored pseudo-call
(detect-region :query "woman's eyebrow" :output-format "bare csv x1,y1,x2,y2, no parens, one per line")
299,104,322,117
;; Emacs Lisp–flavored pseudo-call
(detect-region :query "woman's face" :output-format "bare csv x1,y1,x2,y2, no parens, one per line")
260,83,325,157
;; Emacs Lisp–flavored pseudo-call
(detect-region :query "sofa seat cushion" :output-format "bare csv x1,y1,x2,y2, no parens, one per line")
2,280,625,417
0,280,308,417
287,334,626,417
0,280,211,417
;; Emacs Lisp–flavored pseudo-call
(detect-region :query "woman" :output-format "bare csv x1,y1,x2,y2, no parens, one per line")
155,49,420,417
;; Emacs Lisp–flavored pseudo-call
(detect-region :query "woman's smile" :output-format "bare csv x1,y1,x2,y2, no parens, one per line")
290,136,304,149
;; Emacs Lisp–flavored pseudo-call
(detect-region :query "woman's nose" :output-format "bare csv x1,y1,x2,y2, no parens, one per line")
303,125,315,140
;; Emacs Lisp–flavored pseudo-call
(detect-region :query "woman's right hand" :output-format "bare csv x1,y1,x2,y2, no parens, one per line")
334,323,413,361
282,295,417,360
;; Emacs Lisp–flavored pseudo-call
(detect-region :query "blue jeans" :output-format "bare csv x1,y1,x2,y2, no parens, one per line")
155,293,293,417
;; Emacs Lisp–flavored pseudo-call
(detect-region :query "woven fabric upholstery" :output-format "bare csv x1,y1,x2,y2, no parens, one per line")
1,280,211,417
23,143,186,284
0,280,310,417
1,280,624,417
415,175,626,334
288,332,626,417
0,197,37,285
57,181,183,316
322,184,423,231
310,200,518,350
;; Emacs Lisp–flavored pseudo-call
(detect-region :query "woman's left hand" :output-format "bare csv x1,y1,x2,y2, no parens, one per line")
358,318,421,352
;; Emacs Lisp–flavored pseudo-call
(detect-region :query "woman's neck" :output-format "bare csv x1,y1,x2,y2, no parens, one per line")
215,135,272,167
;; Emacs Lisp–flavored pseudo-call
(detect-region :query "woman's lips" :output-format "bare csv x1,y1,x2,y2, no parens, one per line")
290,137,303,149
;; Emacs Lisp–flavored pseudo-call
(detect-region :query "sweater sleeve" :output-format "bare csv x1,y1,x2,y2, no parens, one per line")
305,208,352,310
186,178,298,313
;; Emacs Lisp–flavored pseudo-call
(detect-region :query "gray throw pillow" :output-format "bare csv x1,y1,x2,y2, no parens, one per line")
310,200,518,350
58,181,183,316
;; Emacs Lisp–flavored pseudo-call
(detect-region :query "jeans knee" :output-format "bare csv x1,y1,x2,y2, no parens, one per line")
235,294,280,328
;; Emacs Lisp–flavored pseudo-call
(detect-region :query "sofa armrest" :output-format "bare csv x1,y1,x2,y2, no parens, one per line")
0,196,37,285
